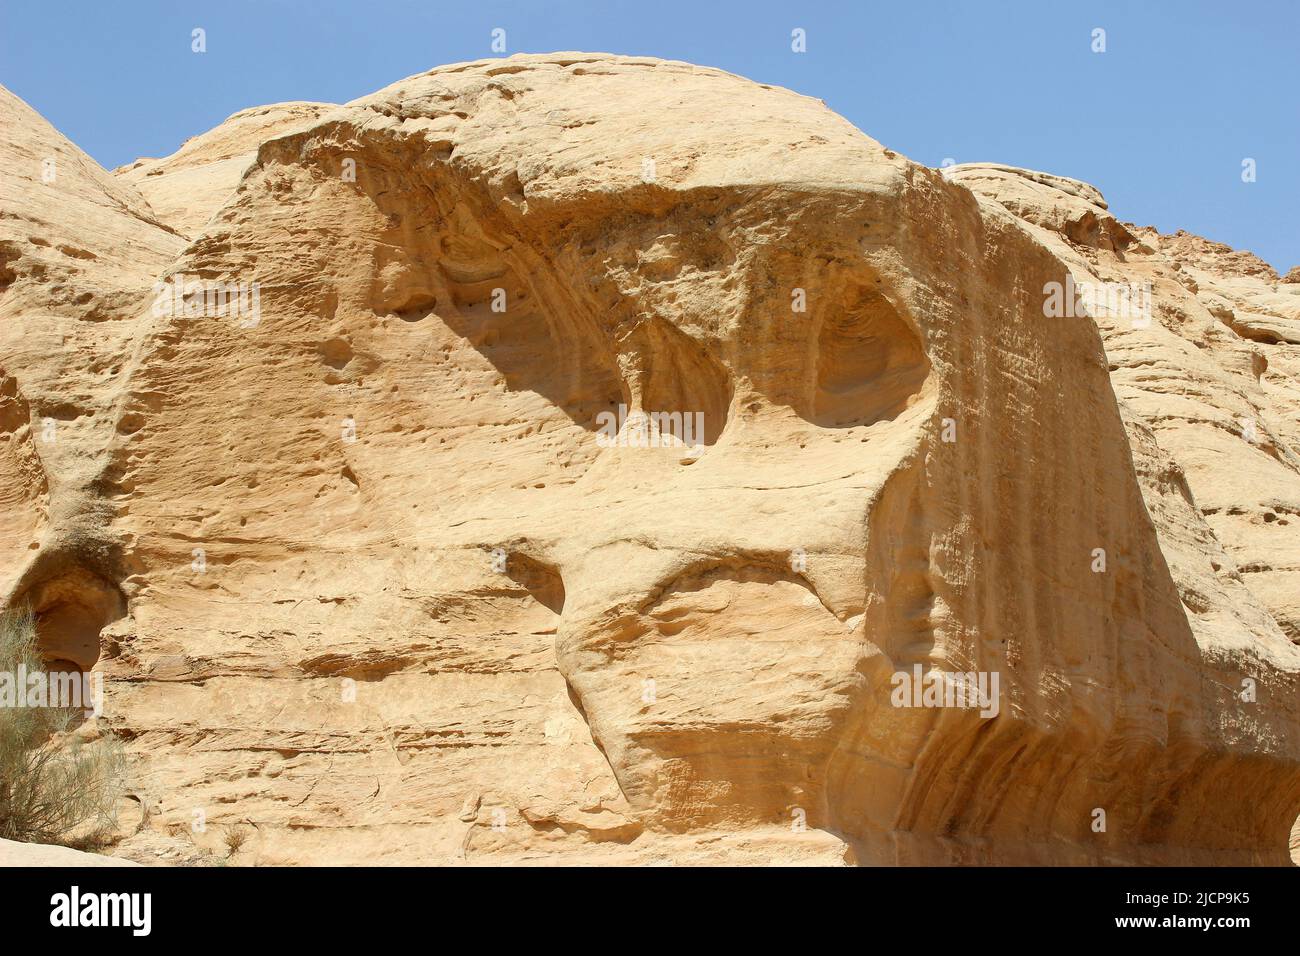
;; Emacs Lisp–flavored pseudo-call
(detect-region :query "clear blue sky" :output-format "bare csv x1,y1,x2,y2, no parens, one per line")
3,0,1296,271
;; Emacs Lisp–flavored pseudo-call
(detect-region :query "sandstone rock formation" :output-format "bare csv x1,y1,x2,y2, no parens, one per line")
1,54,1297,866
114,102,334,241
0,837,139,867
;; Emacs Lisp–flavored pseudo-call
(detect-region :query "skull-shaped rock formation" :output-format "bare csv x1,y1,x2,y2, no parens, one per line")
1,54,1297,865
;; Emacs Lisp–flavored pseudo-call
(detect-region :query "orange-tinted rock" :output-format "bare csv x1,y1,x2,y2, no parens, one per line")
1,55,1297,865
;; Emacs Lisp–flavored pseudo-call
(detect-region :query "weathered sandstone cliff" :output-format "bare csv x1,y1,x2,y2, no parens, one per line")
1,54,1297,865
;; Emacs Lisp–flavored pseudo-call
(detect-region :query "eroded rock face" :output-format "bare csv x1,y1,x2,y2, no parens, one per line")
1,54,1297,865
947,163,1300,648
113,102,335,241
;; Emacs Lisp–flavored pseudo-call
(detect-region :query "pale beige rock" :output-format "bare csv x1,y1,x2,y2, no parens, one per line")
1,54,1298,866
0,85,180,673
0,838,139,866
114,102,335,240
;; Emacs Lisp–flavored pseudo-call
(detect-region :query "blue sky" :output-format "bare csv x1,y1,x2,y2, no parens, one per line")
3,0,1296,270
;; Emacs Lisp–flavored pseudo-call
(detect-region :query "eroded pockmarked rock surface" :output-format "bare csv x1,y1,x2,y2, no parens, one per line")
114,102,336,241
1,54,1297,865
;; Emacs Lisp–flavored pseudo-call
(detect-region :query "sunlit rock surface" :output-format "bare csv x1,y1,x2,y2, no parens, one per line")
1,54,1297,865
